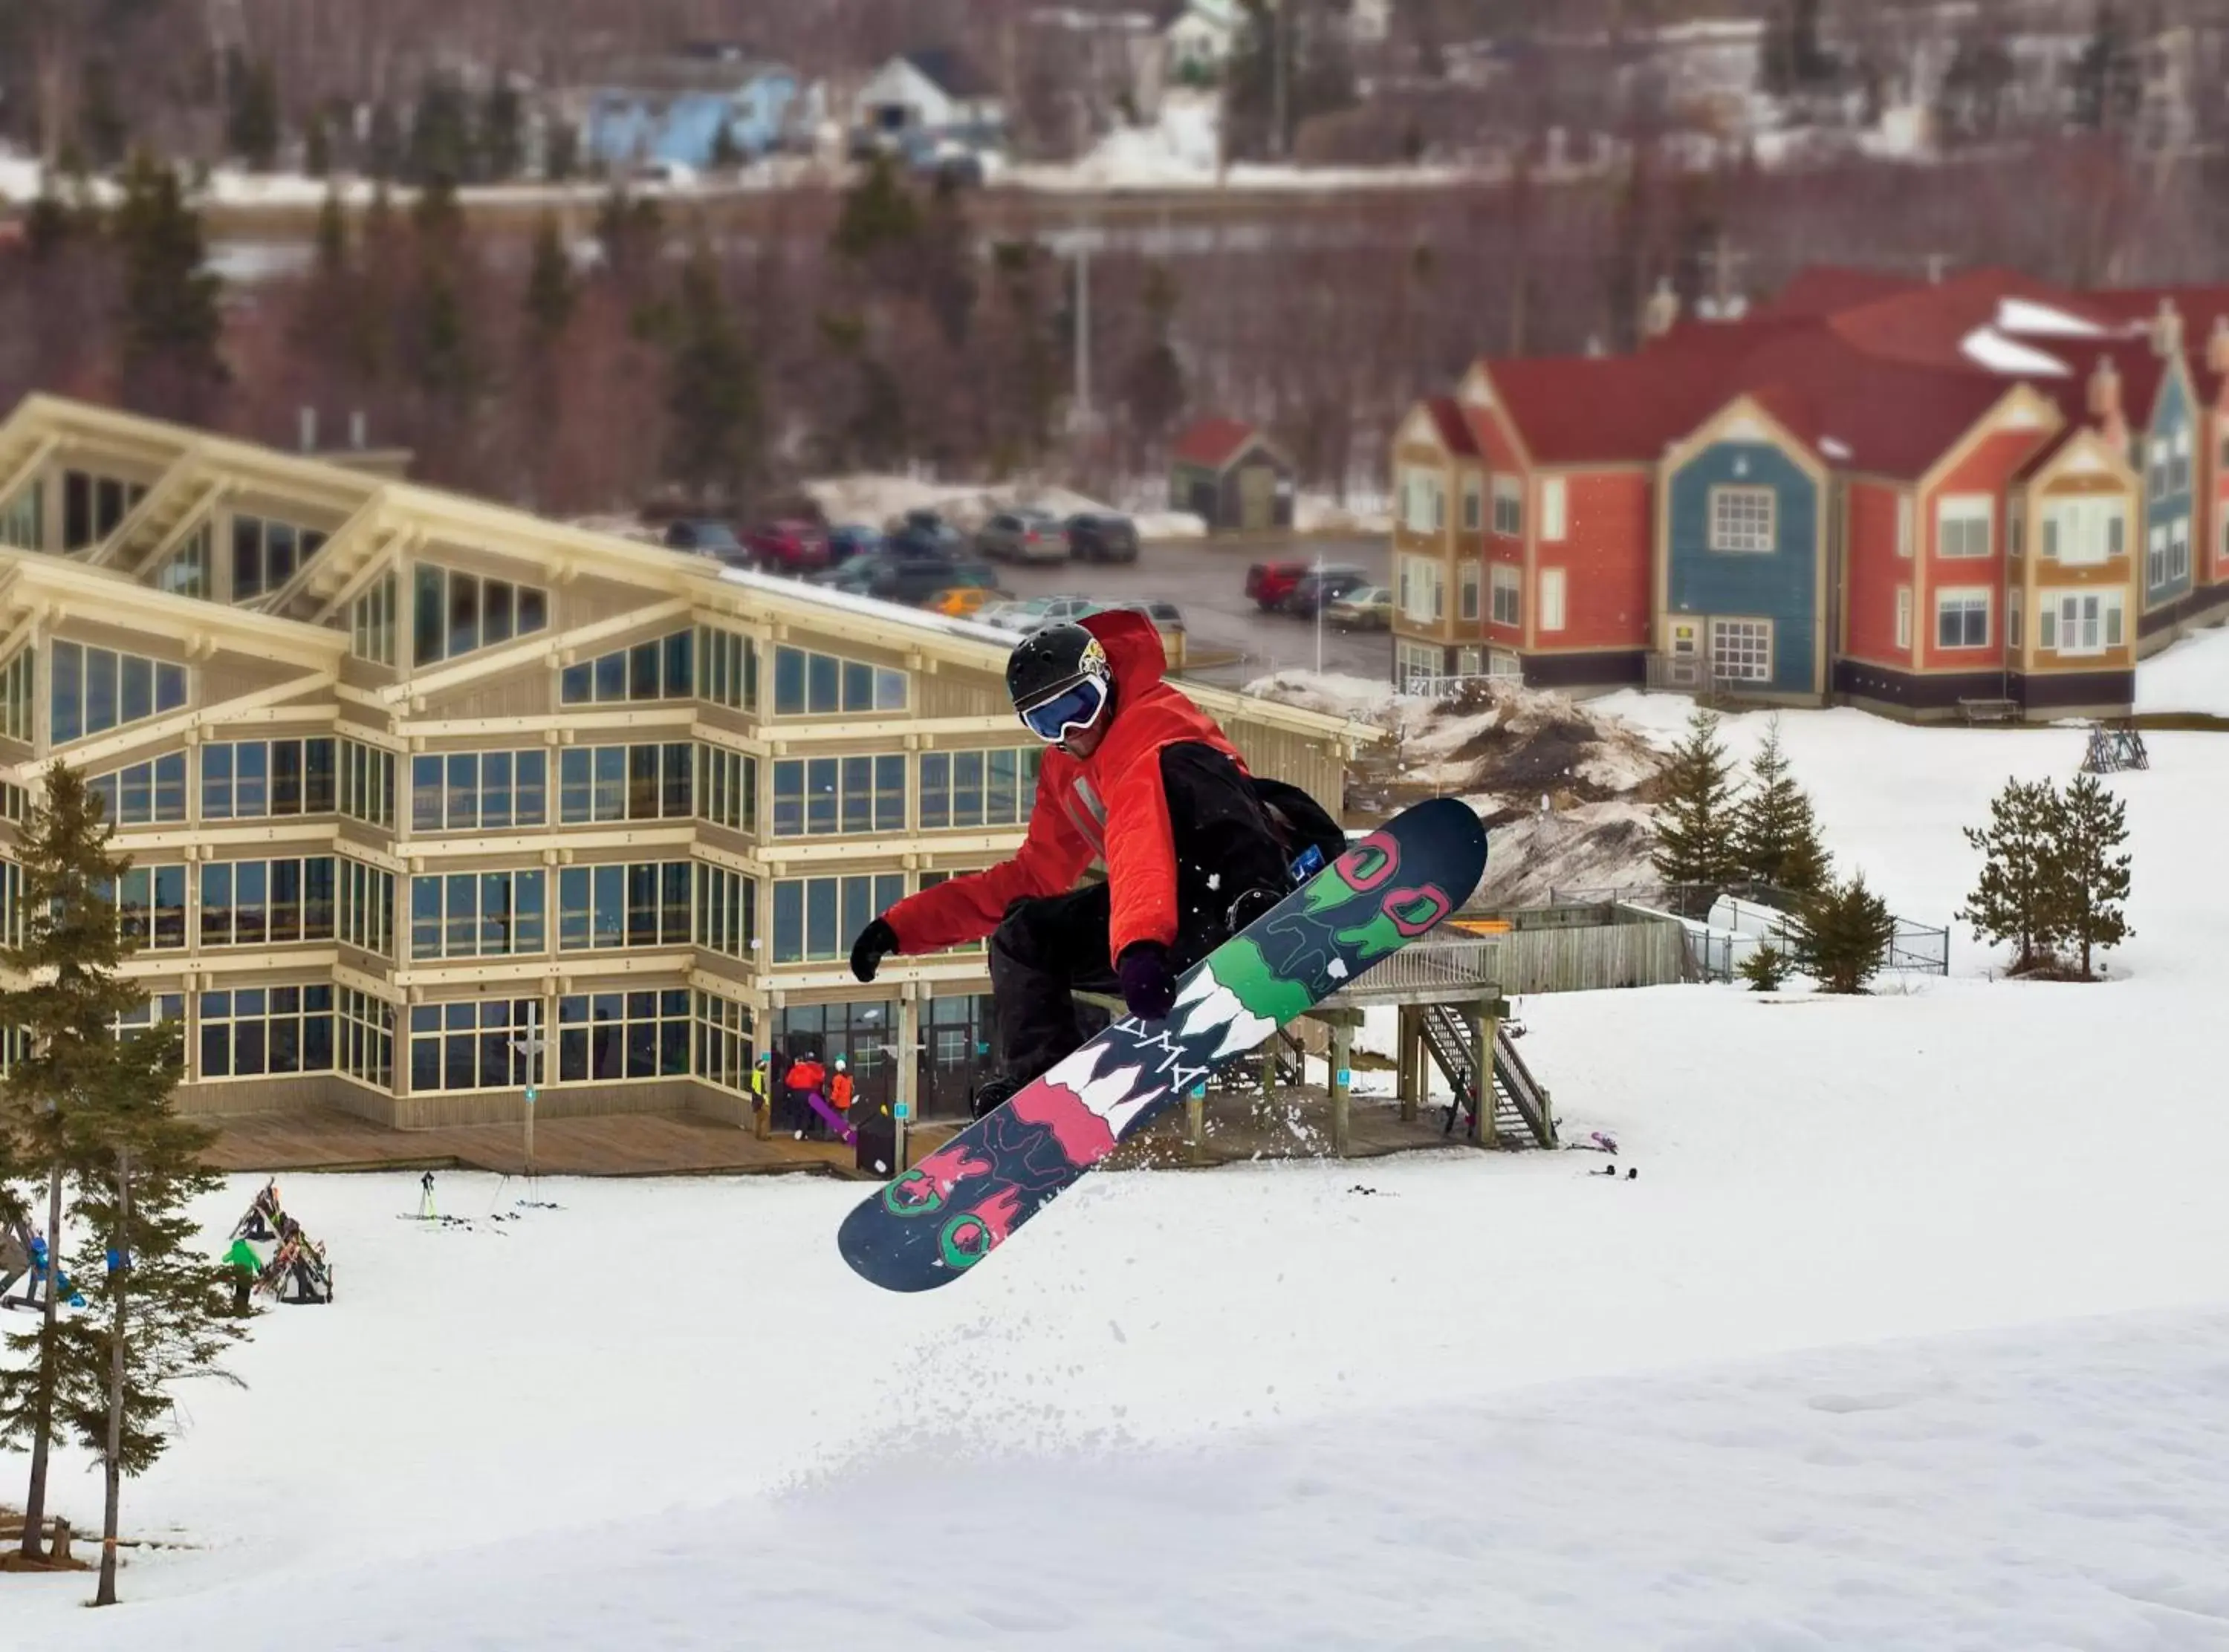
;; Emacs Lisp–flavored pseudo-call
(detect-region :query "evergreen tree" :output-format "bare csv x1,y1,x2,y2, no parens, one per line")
224,53,282,171
407,78,476,186
2050,774,2132,978
1792,871,1896,995
544,122,580,183
1737,941,1791,992
0,767,149,1561
1122,263,1187,454
1958,777,2066,973
313,188,348,279
664,247,759,504
1733,716,1829,895
915,172,977,347
80,60,129,171
365,103,404,181
1650,707,1742,898
708,121,743,173
831,155,921,267
304,109,333,179
2071,2,2140,131
112,153,227,423
523,213,576,345
481,81,524,181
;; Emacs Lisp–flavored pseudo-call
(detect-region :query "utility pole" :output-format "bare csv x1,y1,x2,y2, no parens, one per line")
1074,220,1094,434
513,1001,545,1180
1271,0,1290,161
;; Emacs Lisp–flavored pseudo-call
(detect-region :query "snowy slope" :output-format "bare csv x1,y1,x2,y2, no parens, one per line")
2137,622,2229,718
8,713,2228,1646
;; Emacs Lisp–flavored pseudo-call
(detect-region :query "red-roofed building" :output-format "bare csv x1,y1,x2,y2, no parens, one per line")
1168,417,1294,533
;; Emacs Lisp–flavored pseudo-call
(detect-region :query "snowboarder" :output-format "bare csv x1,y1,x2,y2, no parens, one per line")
847,611,1343,1117
828,1059,854,1116
785,1051,828,1139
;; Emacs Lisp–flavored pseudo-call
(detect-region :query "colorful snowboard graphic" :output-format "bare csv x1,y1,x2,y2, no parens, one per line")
837,796,1489,1292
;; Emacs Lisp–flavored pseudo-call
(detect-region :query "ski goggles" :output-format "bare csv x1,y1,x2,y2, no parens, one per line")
1017,675,1109,744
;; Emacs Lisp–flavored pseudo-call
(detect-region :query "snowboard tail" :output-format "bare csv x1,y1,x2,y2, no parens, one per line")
837,797,1489,1292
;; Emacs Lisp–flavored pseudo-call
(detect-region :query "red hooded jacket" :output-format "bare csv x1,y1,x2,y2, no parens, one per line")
883,609,1248,963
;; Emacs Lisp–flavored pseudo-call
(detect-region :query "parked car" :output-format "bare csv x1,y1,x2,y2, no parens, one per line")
1065,511,1139,563
1117,599,1186,634
977,508,1071,565
663,519,745,560
1245,559,1312,610
887,510,967,559
828,551,1002,608
826,524,883,565
987,594,1101,634
1282,565,1372,616
745,518,830,573
927,582,1004,620
1325,585,1392,630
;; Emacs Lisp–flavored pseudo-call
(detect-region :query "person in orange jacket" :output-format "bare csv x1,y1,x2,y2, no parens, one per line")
828,1058,854,1115
785,1052,826,1135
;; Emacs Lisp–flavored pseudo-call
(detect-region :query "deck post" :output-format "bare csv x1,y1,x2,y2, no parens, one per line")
1186,1090,1207,1165
1397,1006,1421,1124
1470,999,1494,1148
895,995,919,1174
1329,1021,1352,1157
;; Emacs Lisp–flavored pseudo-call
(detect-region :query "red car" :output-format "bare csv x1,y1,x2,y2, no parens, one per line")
1245,559,1311,611
745,519,830,573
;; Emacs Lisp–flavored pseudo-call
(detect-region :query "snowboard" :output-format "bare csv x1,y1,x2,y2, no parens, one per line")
837,796,1489,1293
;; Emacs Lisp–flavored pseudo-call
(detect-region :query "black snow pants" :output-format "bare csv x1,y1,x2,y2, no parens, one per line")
987,743,1343,1085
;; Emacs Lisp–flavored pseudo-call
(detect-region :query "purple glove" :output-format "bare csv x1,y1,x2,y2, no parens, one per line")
1117,942,1178,1021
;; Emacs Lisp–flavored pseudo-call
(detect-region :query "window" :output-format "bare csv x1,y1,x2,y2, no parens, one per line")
202,738,336,821
695,992,755,1095
2149,436,2169,499
556,989,690,1084
409,869,546,960
338,987,395,1090
1457,562,1481,622
2009,594,2023,650
0,649,30,743
340,740,396,827
2043,591,2125,654
771,754,906,837
557,861,692,952
0,859,19,951
111,994,184,1044
1396,556,1444,624
559,631,695,705
1539,477,1568,542
2042,498,2123,565
351,573,398,666
2171,516,2191,582
116,865,187,951
1539,569,1566,633
2170,426,2191,495
412,565,548,666
1897,494,1915,559
1395,640,1445,692
199,986,335,1080
556,743,690,825
198,856,337,946
920,749,1042,831
2149,524,2168,589
62,471,143,550
1895,587,1912,649
338,859,395,956
49,643,186,745
412,748,551,833
1400,467,1444,533
770,872,906,964
1709,618,1772,683
1935,589,1990,650
409,999,543,1094
231,514,330,602
90,752,186,825
769,648,907,716
1936,495,1993,559
0,481,42,550
0,784,22,822
1491,475,1523,537
1489,565,1522,628
1709,487,1776,553
696,864,757,958
697,746,759,833
2010,498,2025,559
1461,476,1482,532
155,524,209,598
697,626,758,712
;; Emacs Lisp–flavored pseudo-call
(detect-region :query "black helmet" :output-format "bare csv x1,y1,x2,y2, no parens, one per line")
1008,622,1114,744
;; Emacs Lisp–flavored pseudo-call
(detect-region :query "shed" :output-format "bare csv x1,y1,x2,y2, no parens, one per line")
1168,417,1294,533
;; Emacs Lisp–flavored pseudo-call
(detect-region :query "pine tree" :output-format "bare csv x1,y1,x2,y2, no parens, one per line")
80,61,129,171
1733,717,1830,896
831,155,921,267
544,122,580,183
1123,263,1187,456
1651,707,1742,900
708,120,743,173
407,77,477,186
303,110,333,179
1738,942,1791,992
1792,871,1896,995
0,766,149,1560
224,53,282,172
524,214,576,345
2051,774,2132,978
1959,778,2067,974
481,81,524,181
112,154,227,427
664,247,759,504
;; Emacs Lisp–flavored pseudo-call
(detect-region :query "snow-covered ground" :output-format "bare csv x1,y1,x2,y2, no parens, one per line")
10,713,2229,1646
2136,622,2229,718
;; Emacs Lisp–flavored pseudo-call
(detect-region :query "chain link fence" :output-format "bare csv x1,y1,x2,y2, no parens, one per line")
1542,882,1950,982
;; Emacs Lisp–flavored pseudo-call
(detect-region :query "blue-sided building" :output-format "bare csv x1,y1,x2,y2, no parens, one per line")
585,48,803,172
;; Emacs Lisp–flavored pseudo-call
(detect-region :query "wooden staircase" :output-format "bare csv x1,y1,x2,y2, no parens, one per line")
1418,1003,1556,1148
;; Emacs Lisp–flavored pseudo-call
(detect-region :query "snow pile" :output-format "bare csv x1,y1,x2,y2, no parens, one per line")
1292,493,1392,536
1029,91,1224,190
1470,797,1661,908
2135,622,2229,718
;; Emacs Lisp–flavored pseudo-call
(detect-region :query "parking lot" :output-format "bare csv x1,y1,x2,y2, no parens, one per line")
992,536,1392,686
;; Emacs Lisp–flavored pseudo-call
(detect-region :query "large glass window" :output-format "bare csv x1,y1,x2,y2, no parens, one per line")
339,987,395,1090
408,868,546,960
697,745,758,833
198,856,337,946
338,858,395,956
61,471,143,550
202,738,335,820
50,642,186,745
770,754,906,837
352,573,398,665
697,626,757,711
557,989,690,1083
0,649,31,743
231,514,330,602
340,740,396,827
1935,590,1990,650
557,744,690,824
557,861,692,952
155,524,210,598
769,647,906,716
0,479,42,550
412,565,548,666
919,749,1042,831
410,749,549,833
408,999,543,1093
90,752,187,825
117,865,187,951
559,631,694,705
770,872,906,964
198,986,335,1079
695,864,756,959
695,992,754,1094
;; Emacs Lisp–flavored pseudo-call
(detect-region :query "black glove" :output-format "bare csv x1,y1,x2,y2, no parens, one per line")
849,917,900,984
1116,941,1178,1021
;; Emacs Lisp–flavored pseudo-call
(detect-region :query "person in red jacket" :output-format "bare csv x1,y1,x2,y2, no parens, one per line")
849,610,1342,1117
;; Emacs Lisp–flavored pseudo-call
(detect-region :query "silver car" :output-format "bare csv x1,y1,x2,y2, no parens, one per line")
977,509,1071,565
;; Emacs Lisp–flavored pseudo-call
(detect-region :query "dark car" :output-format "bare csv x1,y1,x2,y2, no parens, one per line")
825,550,1002,608
745,518,830,573
663,519,744,560
1282,565,1372,616
1066,512,1139,564
887,510,967,559
826,524,883,565
1245,559,1311,610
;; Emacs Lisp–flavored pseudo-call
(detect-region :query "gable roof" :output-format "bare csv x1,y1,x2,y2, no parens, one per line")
1421,396,1476,457
903,48,997,99
1172,415,1265,470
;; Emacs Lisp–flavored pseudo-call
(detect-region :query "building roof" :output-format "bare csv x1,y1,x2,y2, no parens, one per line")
1172,415,1266,471
903,48,998,99
1761,266,1927,319
1421,396,1476,457
597,53,791,95
1485,350,1747,465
